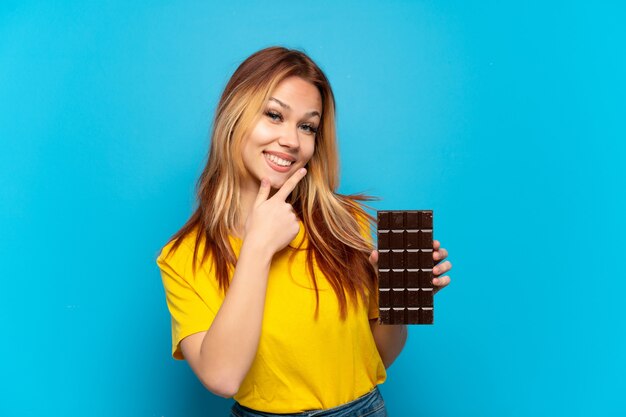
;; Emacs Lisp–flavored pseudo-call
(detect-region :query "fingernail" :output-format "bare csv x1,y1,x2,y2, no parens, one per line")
261,179,268,187
299,168,307,174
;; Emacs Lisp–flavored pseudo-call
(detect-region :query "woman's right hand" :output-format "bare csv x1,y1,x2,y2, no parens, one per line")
243,168,307,256
181,168,307,398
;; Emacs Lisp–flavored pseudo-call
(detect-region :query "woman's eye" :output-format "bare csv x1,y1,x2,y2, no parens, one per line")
265,110,317,135
301,124,318,134
265,111,282,121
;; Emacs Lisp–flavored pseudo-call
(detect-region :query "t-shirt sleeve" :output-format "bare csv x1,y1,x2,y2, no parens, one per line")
156,241,220,360
368,286,380,321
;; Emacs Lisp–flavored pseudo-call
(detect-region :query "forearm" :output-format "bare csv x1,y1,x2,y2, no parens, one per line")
371,322,408,369
198,238,273,392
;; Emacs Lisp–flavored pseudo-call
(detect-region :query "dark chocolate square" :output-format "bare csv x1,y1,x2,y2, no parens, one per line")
377,210,434,325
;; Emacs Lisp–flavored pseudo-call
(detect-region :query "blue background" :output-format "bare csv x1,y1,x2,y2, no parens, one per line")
1,1,624,416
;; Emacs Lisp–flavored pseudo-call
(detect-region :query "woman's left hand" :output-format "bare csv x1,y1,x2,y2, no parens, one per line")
368,239,452,295
432,239,452,295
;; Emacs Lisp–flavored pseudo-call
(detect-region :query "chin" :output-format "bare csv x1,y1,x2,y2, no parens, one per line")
258,164,303,190
268,178,285,189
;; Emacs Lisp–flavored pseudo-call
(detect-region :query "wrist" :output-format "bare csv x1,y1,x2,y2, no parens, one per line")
241,234,275,263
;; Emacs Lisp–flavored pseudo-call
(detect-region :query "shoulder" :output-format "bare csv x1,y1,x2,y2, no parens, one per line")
158,235,193,262
156,228,207,273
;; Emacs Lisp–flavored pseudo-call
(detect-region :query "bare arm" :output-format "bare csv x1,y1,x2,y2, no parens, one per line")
180,239,273,397
369,320,408,369
178,169,308,398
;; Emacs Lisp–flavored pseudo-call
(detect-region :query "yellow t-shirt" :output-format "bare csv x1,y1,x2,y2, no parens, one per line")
156,220,386,413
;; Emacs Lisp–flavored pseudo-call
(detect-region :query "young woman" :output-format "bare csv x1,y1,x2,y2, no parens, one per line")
156,46,452,417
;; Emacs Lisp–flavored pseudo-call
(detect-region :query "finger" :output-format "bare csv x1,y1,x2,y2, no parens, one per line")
433,240,440,250
369,250,378,267
272,168,307,201
432,275,450,289
433,261,452,276
433,247,448,263
254,178,271,207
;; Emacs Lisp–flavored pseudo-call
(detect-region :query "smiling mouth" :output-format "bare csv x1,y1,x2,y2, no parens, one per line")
263,152,295,167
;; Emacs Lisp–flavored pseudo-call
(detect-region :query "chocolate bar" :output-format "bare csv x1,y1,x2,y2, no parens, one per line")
377,210,434,324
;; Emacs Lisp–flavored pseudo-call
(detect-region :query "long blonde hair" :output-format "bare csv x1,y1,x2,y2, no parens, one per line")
161,46,378,320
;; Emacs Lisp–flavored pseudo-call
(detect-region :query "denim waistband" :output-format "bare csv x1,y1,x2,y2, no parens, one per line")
231,385,386,417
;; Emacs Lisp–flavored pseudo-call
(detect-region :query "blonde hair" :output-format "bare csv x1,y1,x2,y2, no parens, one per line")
161,46,378,319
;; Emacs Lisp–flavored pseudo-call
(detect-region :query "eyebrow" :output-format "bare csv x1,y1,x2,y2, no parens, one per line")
269,97,321,119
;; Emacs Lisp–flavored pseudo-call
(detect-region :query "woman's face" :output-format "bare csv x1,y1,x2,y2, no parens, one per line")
241,76,322,192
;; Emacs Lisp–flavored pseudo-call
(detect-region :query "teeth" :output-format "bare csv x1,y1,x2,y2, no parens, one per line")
264,152,293,167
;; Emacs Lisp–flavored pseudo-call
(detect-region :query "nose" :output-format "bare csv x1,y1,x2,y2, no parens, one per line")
277,125,300,149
